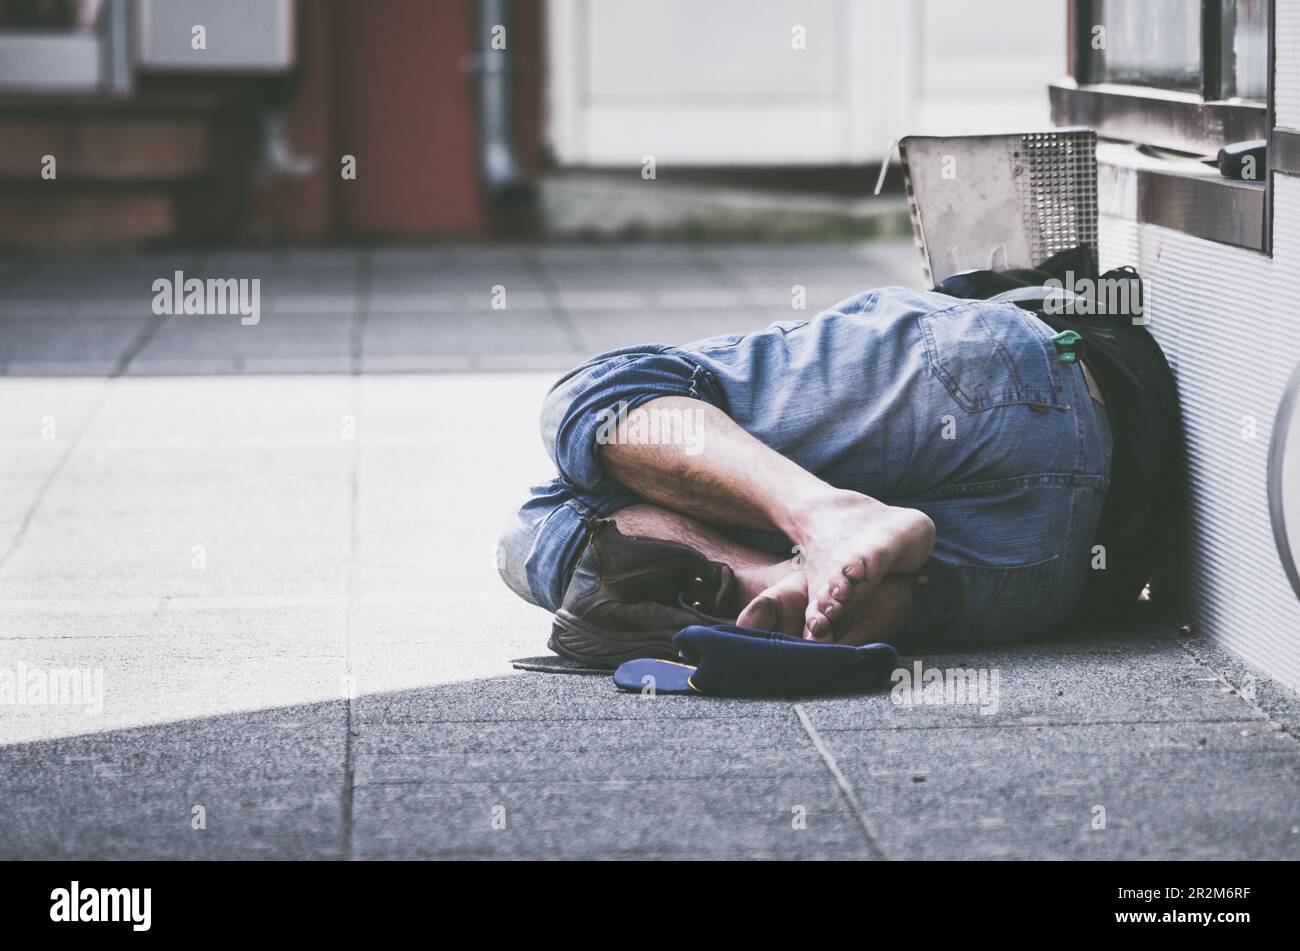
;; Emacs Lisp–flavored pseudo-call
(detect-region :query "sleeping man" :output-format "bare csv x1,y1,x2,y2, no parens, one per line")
496,250,1177,668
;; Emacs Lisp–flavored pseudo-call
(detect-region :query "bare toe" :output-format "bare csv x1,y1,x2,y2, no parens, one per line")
803,607,832,642
738,571,808,636
833,577,912,647
815,582,842,616
793,491,935,642
737,594,779,631
841,557,870,583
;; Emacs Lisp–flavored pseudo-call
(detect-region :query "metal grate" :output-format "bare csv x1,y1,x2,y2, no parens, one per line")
1017,130,1098,266
898,129,1097,287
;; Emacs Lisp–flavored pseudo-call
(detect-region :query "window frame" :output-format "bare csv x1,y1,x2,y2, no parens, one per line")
1050,0,1270,156
1052,0,1276,254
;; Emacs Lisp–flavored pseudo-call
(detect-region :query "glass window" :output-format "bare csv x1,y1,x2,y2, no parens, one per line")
1086,0,1267,102
1100,0,1201,93
1053,0,1272,251
1224,0,1269,101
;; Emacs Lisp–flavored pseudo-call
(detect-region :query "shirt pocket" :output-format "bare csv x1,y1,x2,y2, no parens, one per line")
919,301,1069,413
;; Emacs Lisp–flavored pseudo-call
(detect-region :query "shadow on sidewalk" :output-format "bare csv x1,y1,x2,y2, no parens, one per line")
4,621,1298,861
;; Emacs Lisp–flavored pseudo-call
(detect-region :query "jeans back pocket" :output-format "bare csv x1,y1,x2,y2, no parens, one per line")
919,301,1069,412
957,555,1061,642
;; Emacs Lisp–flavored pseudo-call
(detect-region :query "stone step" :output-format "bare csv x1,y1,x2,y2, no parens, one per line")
0,114,211,182
0,188,174,249
0,93,227,248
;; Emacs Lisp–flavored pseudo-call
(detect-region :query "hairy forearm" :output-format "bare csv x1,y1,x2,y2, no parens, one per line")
597,396,836,539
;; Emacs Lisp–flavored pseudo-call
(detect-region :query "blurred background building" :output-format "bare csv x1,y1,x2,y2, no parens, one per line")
0,0,1062,249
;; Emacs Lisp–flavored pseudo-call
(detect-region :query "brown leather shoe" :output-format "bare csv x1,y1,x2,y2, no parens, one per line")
548,518,737,668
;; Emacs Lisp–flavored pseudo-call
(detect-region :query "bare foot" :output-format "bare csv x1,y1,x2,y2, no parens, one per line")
791,490,934,641
733,562,808,636
828,576,913,646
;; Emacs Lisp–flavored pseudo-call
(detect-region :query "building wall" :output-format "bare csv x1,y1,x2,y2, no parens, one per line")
547,0,1064,166
334,0,484,235
1097,0,1300,692
241,0,547,241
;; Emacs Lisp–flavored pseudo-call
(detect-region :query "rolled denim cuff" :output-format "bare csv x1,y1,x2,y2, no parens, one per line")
498,478,642,611
543,348,723,492
522,500,591,612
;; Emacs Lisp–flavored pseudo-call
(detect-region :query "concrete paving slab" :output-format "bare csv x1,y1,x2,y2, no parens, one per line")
0,377,108,436
552,287,655,312
800,631,1263,728
719,271,887,310
568,308,793,354
0,299,79,319
3,359,123,376
357,353,476,373
3,781,345,860
353,672,796,726
81,380,363,449
134,312,353,362
0,702,346,859
74,298,170,318
0,604,348,744
124,357,247,376
538,261,727,291
369,264,543,294
820,720,1300,860
0,314,150,372
198,248,360,277
473,351,584,371
233,266,359,291
353,716,823,784
351,777,874,859
362,309,574,357
0,442,352,600
1,253,203,303
261,293,360,316
348,605,548,696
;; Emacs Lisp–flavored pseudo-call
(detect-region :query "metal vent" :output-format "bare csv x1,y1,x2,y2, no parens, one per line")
898,129,1098,287
1019,130,1099,264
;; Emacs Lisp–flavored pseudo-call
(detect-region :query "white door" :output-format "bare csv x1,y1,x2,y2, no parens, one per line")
547,0,1065,166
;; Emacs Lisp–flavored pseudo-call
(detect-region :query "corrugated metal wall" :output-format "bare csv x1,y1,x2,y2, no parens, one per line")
1276,0,1300,129
1097,0,1300,690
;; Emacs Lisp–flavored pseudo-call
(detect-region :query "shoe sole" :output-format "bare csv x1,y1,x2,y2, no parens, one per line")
548,609,681,669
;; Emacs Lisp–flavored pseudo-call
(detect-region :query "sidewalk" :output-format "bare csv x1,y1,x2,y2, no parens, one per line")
1,241,1298,859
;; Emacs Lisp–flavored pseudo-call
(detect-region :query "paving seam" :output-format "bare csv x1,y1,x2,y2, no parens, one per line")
809,716,1274,732
792,703,888,860
1164,629,1300,748
0,251,210,577
522,247,588,355
341,250,371,860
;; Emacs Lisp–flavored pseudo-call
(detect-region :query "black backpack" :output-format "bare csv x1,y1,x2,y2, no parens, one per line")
937,247,1183,619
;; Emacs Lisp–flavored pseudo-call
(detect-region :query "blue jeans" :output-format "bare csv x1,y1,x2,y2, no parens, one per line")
498,287,1112,648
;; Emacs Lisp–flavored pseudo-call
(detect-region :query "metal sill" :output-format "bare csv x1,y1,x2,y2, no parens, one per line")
1271,129,1300,177
1050,80,1267,157
1096,142,1267,252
